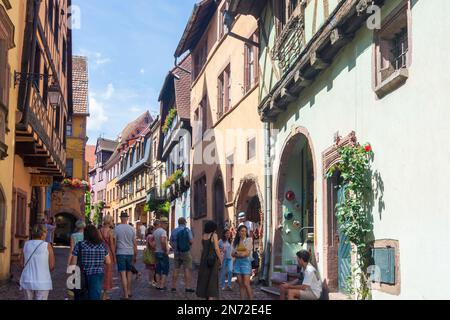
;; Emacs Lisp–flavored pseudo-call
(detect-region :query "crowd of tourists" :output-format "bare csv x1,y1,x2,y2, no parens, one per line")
18,211,321,301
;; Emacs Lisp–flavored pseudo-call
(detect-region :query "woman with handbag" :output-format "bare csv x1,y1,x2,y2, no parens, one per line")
143,226,157,287
70,225,111,300
20,224,55,300
100,215,116,300
196,221,222,300
232,225,254,300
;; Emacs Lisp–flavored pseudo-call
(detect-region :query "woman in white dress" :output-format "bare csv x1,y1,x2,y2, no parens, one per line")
20,224,55,300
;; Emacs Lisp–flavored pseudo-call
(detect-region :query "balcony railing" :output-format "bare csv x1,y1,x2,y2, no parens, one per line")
271,14,305,73
163,115,179,147
27,84,66,173
148,187,166,201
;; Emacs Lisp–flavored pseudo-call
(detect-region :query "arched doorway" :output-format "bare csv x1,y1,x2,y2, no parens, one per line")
54,213,77,246
275,128,316,267
213,176,225,235
235,177,263,233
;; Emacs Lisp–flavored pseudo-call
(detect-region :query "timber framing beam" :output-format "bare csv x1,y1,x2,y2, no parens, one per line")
260,0,385,122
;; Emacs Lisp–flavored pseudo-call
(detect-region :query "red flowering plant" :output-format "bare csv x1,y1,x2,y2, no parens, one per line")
62,178,91,191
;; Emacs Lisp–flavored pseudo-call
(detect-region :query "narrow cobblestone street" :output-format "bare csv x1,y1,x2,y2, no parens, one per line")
0,247,274,301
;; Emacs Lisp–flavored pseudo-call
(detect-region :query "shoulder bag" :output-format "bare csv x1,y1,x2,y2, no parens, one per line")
206,234,217,268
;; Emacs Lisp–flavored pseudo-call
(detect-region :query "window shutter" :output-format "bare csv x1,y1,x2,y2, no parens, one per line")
244,45,249,93
254,32,260,84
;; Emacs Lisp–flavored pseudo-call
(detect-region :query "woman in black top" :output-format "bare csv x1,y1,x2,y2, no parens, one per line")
196,221,223,300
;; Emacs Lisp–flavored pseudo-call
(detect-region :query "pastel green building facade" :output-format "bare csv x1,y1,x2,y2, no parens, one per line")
232,0,450,299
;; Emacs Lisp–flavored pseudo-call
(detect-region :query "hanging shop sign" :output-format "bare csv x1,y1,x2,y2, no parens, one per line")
31,175,53,187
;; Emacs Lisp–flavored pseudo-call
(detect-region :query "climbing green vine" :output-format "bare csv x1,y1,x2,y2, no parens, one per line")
162,108,177,134
327,143,374,300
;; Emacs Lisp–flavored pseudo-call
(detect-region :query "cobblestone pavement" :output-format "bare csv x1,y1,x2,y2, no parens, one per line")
0,246,274,301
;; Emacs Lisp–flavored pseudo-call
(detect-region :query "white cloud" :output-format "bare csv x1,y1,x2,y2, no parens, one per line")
77,49,112,68
104,83,115,100
88,97,108,132
140,69,145,74
130,106,142,113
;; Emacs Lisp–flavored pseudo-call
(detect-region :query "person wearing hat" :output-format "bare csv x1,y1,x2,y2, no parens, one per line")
153,217,170,290
238,212,254,238
115,211,138,300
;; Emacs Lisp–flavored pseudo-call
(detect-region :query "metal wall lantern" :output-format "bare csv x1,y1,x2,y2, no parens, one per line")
48,84,62,109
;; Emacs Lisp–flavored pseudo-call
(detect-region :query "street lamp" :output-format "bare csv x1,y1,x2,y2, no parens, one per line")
48,84,62,109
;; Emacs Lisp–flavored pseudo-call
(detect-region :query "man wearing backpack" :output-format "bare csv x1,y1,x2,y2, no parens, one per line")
169,217,194,293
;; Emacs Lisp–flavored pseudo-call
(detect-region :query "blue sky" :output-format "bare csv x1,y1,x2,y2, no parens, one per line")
72,0,197,144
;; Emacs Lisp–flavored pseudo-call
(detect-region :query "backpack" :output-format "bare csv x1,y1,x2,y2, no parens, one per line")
176,228,191,253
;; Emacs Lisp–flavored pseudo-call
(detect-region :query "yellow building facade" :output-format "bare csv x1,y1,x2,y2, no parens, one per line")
0,0,26,283
104,150,120,223
67,56,89,180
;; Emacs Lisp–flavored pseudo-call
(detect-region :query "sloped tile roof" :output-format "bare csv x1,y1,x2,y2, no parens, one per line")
85,145,96,170
174,55,192,120
72,56,89,115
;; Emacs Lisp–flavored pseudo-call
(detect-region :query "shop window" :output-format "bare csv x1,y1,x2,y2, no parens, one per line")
374,1,411,98
194,175,207,219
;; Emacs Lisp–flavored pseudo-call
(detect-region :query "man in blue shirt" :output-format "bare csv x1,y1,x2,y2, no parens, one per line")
169,217,194,293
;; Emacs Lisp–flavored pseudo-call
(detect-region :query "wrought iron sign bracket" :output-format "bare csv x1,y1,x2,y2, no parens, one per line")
14,71,53,88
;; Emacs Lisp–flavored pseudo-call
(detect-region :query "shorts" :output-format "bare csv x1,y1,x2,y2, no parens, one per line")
117,255,133,273
298,288,320,300
174,252,193,269
155,252,170,276
233,258,252,276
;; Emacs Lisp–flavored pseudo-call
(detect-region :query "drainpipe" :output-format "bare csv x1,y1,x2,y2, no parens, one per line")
262,121,272,285
19,0,41,127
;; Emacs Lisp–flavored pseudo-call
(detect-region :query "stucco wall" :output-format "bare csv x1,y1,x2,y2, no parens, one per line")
189,6,263,263
0,1,26,281
269,0,450,299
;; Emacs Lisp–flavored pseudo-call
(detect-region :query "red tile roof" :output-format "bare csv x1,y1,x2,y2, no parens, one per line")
174,55,192,120
72,56,89,115
85,145,96,170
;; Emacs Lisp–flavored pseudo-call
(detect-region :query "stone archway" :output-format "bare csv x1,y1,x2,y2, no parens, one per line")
274,127,317,267
52,209,84,246
234,174,264,228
